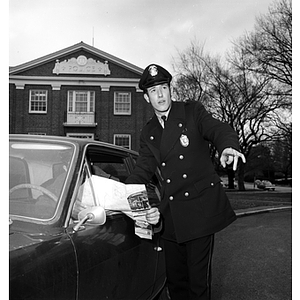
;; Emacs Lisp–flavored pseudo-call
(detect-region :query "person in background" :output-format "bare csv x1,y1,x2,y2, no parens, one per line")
126,64,246,300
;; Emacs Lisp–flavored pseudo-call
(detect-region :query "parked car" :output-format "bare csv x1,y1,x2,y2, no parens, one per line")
255,179,276,191
9,134,167,300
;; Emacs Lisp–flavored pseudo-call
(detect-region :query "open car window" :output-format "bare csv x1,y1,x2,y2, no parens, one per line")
71,146,131,219
71,145,162,220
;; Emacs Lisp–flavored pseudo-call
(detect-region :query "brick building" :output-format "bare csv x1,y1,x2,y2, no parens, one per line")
9,41,153,151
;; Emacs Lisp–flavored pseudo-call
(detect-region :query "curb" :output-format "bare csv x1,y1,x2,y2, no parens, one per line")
235,205,292,217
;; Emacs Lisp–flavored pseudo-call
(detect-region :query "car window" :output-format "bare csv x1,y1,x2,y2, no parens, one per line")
9,140,74,219
91,162,126,182
71,145,163,220
71,146,130,219
87,145,131,183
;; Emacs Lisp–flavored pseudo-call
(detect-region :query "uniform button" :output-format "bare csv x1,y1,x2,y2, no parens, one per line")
169,196,174,201
182,174,187,179
184,192,189,197
166,179,171,183
211,182,214,186
161,162,166,167
178,123,183,128
150,136,154,140
179,155,184,160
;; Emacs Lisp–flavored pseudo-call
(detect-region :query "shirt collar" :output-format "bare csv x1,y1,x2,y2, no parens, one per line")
155,107,170,120
156,110,170,128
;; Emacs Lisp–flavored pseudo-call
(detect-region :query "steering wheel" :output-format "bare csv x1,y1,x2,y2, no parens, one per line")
9,183,58,203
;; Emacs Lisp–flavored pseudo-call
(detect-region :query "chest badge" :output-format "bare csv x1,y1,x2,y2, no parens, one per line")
180,134,189,147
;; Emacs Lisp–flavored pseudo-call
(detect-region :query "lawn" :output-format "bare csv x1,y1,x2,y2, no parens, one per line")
226,189,292,211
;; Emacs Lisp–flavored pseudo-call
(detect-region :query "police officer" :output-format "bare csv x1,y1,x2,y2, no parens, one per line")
126,64,246,300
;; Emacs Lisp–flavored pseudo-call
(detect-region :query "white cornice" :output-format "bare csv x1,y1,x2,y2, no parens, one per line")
9,75,143,92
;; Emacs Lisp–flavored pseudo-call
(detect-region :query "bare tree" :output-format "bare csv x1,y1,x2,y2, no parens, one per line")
172,41,217,106
270,121,292,179
207,60,289,189
171,0,292,190
230,0,292,102
172,39,289,190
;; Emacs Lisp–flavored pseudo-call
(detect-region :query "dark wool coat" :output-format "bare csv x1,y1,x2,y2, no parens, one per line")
126,101,239,243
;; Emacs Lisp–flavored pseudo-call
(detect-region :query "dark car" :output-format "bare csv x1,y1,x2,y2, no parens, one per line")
255,179,276,191
9,134,167,300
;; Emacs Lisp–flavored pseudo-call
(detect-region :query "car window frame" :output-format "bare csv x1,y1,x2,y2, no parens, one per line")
9,138,78,224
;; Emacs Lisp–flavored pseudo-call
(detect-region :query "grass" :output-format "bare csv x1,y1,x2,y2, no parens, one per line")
226,189,292,211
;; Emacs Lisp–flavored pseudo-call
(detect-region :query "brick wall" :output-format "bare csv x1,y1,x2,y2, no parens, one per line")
9,46,153,151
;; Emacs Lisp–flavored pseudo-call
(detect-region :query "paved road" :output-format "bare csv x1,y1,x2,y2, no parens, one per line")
211,209,292,300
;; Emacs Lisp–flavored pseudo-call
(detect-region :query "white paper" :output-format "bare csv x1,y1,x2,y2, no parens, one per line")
80,175,153,239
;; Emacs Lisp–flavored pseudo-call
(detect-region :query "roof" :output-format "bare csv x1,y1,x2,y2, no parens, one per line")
9,41,144,75
9,134,139,156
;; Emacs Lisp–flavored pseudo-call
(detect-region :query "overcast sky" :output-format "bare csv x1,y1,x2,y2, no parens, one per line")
9,0,276,72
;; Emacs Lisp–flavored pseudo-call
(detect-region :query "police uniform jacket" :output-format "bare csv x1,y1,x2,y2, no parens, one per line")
126,101,239,243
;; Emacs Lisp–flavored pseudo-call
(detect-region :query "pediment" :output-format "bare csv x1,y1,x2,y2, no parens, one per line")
9,41,143,78
52,55,111,76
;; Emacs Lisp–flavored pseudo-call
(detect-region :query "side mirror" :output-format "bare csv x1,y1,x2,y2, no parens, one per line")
73,206,106,232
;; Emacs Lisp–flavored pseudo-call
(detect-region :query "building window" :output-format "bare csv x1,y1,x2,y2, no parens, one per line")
68,91,95,113
67,133,94,139
114,134,131,149
28,132,46,135
29,90,47,113
114,92,131,115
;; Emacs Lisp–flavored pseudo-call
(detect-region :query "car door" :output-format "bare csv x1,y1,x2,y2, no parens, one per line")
67,145,163,300
10,222,78,300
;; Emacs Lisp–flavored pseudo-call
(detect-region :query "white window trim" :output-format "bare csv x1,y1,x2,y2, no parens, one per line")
29,90,48,114
67,133,94,139
113,134,131,149
67,91,95,113
28,132,46,135
114,92,131,115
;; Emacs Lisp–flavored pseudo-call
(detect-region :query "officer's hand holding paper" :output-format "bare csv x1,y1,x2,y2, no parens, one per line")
80,175,160,239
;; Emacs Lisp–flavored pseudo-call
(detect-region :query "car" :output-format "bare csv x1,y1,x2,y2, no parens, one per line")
9,134,168,300
254,179,276,191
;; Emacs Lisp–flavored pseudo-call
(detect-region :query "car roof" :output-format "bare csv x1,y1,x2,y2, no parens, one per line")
9,134,139,156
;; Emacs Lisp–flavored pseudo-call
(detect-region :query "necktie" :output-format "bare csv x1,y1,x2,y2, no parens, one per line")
161,115,167,128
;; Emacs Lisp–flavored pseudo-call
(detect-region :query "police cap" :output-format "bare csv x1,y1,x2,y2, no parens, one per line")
139,64,172,91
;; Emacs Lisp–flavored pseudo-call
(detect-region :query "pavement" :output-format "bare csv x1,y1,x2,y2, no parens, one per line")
211,206,292,300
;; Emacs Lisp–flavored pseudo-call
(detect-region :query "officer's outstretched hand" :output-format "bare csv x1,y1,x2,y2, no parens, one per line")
220,148,246,171
146,207,160,225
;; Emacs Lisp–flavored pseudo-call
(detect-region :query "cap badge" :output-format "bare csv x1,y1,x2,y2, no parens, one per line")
148,65,158,77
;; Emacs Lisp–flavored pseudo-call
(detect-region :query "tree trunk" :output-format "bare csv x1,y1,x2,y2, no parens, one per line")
227,168,235,189
237,163,246,191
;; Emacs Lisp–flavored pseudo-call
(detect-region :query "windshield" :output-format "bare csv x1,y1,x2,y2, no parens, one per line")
9,140,74,219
